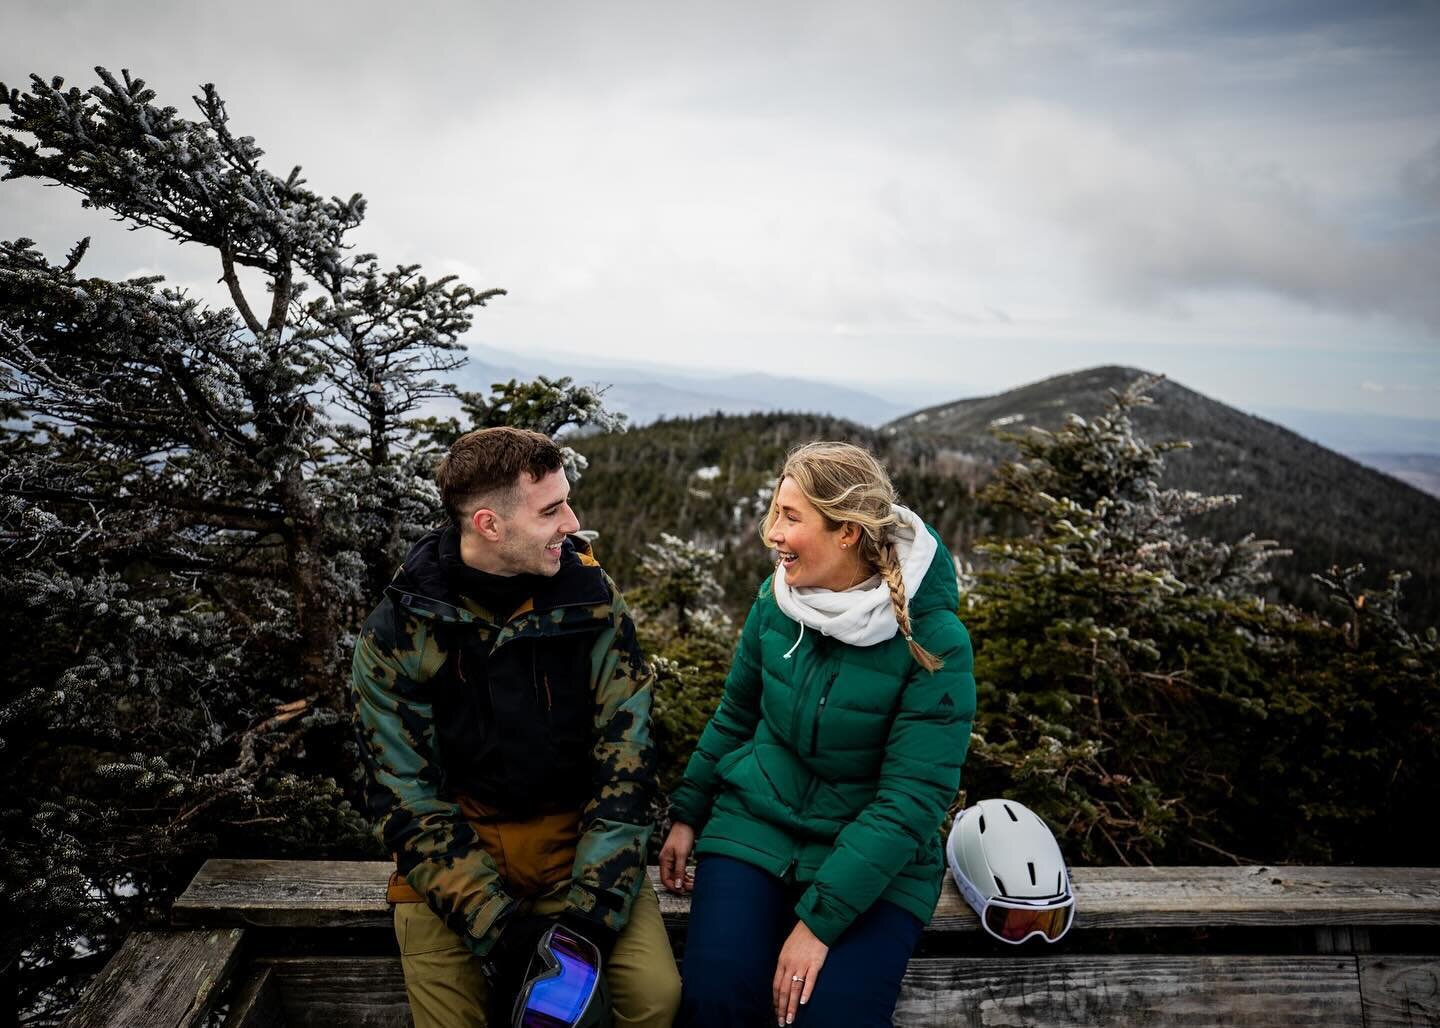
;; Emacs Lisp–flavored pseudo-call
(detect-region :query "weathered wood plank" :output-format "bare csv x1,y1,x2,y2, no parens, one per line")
1359,956,1440,1028
928,865,1440,933
62,928,245,1028
252,952,1373,1028
258,956,411,1028
173,859,1440,933
218,966,285,1028
894,954,1363,1027
174,860,392,928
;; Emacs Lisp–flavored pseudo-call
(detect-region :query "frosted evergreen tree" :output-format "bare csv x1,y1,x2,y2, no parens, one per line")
634,532,727,639
966,375,1286,862
628,533,735,795
417,374,627,483
963,373,1439,866
0,67,513,1014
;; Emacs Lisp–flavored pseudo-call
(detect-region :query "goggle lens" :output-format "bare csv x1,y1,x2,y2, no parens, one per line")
516,928,601,1028
983,899,1074,944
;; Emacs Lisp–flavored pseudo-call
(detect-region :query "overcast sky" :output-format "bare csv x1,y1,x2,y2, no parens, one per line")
4,1,1439,420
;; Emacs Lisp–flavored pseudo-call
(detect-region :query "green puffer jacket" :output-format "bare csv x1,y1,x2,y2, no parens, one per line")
668,525,975,945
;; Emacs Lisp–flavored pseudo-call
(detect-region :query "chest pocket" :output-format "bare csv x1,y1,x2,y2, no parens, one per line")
534,641,593,713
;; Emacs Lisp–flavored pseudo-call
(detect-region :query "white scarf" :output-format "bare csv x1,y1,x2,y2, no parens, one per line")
772,504,936,652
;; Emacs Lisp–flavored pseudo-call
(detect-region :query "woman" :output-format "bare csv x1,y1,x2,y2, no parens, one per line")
660,442,975,1027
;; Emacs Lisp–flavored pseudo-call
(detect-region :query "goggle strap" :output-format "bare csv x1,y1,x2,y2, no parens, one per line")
952,866,992,916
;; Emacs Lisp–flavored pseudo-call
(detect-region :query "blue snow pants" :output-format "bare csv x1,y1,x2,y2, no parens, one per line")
676,856,923,1028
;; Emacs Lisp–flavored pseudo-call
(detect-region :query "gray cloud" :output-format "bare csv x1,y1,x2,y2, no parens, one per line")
2,0,1438,418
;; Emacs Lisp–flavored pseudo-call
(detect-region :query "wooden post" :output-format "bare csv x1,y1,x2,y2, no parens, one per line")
1315,927,1374,954
61,929,245,1028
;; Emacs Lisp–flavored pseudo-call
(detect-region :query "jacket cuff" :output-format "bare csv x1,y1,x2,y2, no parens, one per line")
396,863,514,958
563,879,631,922
793,884,849,947
667,781,712,832
458,888,518,958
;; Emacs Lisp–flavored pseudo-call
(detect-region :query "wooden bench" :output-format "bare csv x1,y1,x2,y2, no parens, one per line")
64,860,1440,1027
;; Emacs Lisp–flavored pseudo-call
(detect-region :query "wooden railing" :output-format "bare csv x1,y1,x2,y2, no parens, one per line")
63,861,1440,1027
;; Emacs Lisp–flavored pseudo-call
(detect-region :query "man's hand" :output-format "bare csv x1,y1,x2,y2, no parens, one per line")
772,919,828,1026
658,821,696,894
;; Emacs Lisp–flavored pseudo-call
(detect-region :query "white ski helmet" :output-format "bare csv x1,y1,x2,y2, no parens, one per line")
946,798,1075,944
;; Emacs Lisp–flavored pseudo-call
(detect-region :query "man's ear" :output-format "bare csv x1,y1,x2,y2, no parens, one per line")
470,507,503,541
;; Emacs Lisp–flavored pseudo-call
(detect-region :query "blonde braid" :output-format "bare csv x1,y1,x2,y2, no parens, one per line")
878,542,943,672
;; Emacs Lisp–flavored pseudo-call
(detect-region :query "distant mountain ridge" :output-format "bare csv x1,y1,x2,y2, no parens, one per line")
887,366,1440,622
1356,454,1440,498
451,343,920,427
1254,407,1440,457
448,343,1439,457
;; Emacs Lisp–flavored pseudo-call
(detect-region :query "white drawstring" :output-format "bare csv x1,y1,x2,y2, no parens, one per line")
782,620,805,659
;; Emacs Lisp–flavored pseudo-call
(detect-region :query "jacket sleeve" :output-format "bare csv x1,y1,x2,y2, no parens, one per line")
666,594,766,831
793,617,976,946
561,578,658,943
350,611,515,956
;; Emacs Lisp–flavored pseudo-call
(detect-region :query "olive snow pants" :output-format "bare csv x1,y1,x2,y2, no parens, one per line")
394,880,680,1028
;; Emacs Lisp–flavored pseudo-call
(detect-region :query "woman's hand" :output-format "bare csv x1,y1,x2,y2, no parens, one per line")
772,919,828,1025
658,822,696,894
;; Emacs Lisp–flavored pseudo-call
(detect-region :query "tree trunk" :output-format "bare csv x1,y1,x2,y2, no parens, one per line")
278,466,342,709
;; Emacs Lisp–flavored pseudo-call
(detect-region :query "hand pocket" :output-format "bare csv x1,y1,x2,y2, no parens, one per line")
396,902,468,957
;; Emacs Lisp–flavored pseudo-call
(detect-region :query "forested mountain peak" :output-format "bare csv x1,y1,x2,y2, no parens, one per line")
880,365,1440,622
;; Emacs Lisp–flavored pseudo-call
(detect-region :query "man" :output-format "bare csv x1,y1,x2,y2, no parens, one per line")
351,427,680,1027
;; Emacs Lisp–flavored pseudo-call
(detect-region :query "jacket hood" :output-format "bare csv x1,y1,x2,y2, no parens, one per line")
910,523,960,617
386,526,599,624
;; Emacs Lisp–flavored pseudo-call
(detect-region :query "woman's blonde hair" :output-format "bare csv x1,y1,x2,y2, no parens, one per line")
761,441,943,672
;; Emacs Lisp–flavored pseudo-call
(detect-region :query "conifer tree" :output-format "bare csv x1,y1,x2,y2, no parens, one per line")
964,375,1439,865
965,376,1286,861
0,67,506,1014
633,532,727,639
417,375,627,483
630,533,735,794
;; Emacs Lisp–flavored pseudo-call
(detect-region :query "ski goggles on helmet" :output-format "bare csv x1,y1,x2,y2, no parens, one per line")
511,924,602,1028
949,853,1075,945
975,894,1075,944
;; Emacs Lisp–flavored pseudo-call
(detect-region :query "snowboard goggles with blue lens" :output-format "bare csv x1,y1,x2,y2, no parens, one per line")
512,924,602,1028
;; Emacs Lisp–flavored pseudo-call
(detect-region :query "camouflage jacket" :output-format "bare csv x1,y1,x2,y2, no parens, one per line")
351,528,657,956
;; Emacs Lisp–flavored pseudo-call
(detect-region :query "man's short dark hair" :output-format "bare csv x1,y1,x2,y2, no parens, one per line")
436,427,564,528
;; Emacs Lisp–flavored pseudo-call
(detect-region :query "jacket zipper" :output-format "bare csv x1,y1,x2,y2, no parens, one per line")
809,670,839,756
529,648,552,715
